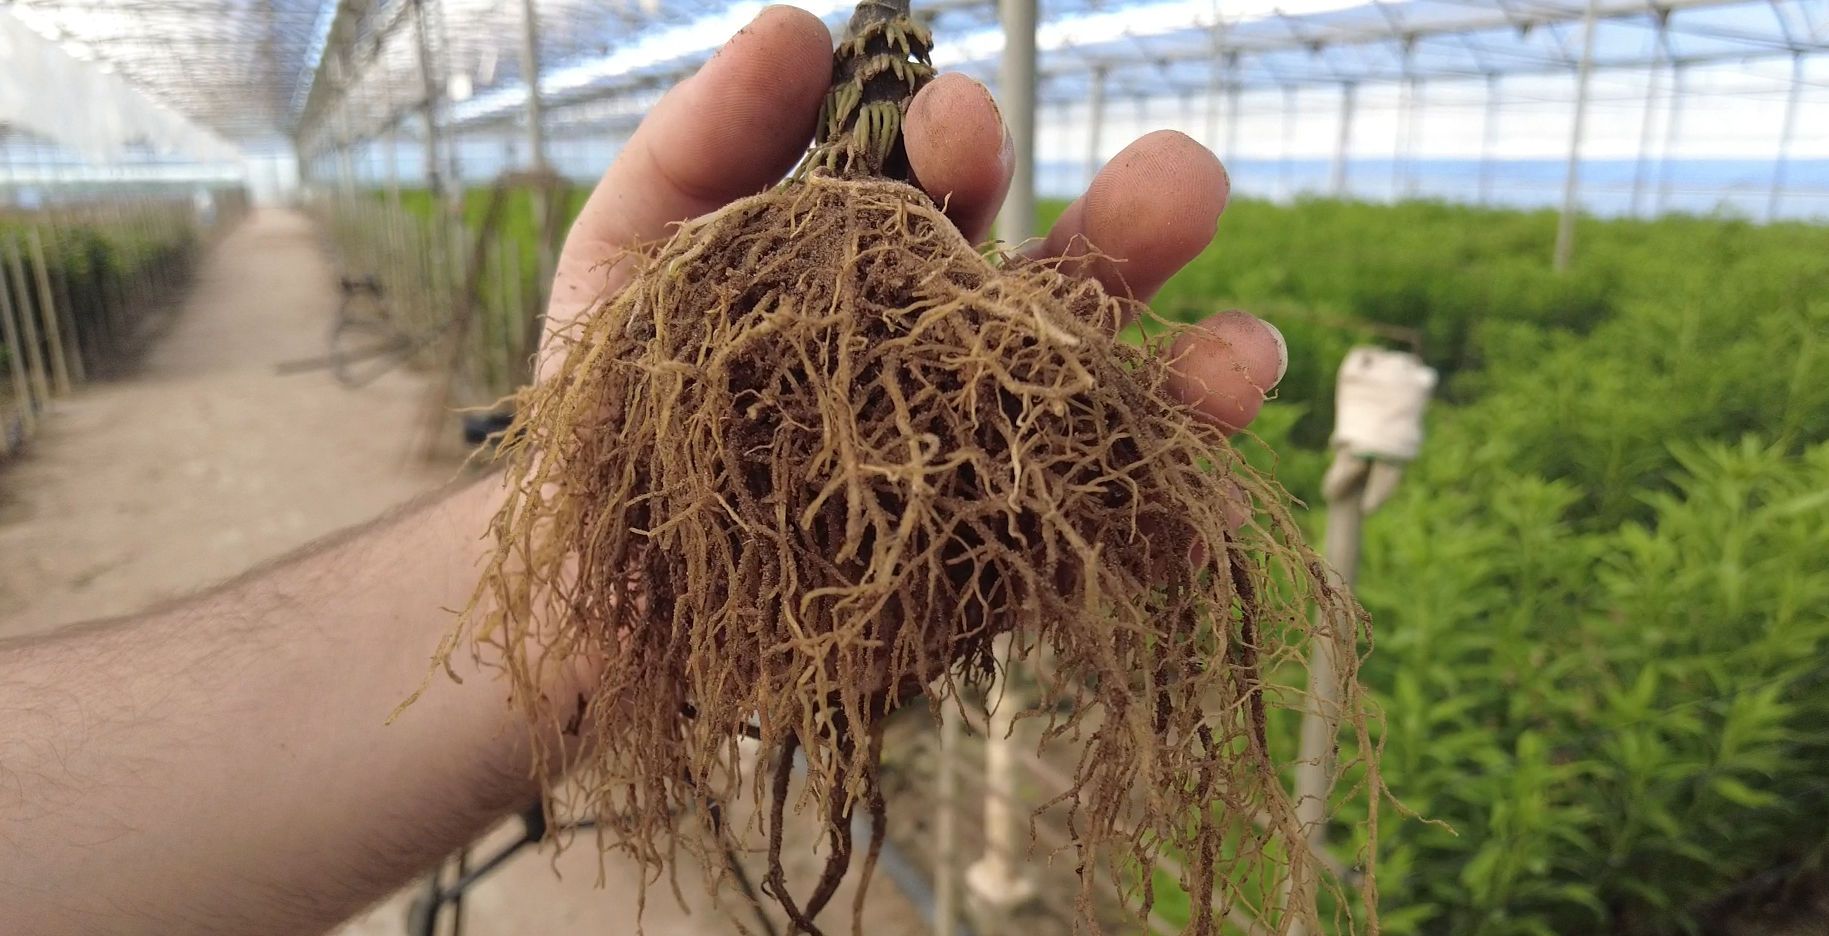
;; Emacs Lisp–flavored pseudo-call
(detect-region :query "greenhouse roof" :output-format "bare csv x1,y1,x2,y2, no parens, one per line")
299,0,1827,151
3,0,1824,155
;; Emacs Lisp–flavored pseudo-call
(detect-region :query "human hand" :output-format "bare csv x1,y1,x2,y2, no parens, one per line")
541,4,1286,429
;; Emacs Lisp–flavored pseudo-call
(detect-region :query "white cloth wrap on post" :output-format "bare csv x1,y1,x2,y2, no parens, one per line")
1330,346,1438,462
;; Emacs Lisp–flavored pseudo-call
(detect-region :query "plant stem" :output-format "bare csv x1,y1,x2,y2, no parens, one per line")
802,0,933,180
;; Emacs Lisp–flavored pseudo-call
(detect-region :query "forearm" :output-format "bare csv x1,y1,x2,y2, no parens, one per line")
0,478,534,936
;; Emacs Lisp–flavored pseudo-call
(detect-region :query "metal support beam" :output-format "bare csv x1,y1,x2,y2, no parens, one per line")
336,88,357,199
1394,40,1416,200
974,11,1040,923
1280,84,1298,199
411,0,445,197
933,704,961,936
1402,76,1425,198
1224,52,1242,166
1331,82,1356,197
519,0,556,353
1000,0,1038,239
384,81,402,204
1767,52,1805,223
1204,3,1228,153
1630,13,1671,217
1656,62,1688,214
980,3,1038,917
1479,73,1501,205
519,0,549,174
1554,0,1600,273
1086,65,1107,191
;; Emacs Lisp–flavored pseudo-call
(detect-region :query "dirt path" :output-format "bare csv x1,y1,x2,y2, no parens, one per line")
0,209,452,635
0,207,926,936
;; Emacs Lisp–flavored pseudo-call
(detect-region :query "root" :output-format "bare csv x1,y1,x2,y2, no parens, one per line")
448,172,1378,934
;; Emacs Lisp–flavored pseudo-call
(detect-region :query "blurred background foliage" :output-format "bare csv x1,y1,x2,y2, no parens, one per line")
1,197,239,421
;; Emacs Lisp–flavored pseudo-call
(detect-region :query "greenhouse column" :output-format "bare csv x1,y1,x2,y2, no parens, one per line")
1203,36,1222,150
1287,348,1436,936
1280,85,1297,198
519,0,557,334
1330,81,1356,196
1394,40,1415,199
969,0,1039,927
997,0,1036,250
933,702,961,936
384,83,402,203
1224,52,1241,166
1086,65,1106,191
1657,62,1687,214
1767,52,1804,223
1478,73,1500,205
1553,0,1599,273
1630,13,1669,218
519,0,547,174
411,0,445,197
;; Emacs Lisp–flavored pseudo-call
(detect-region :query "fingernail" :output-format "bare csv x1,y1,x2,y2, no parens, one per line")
1261,318,1288,387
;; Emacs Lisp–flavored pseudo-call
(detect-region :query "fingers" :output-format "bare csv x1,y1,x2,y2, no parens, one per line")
550,5,833,330
1030,130,1228,304
905,74,1013,244
1165,310,1288,433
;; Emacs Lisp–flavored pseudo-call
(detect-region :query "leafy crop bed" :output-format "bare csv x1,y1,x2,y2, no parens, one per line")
1162,199,1829,934
382,185,1829,932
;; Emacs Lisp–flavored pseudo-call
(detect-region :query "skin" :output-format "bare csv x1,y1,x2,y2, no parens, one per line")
0,7,1284,935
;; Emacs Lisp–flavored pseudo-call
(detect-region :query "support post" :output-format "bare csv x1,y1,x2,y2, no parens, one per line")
1086,66,1106,197
1479,73,1501,205
1656,62,1687,214
519,0,556,366
336,91,357,200
384,83,403,207
1397,78,1426,199
1392,39,1414,200
519,0,549,175
998,0,1037,247
1223,52,1242,167
1280,84,1297,199
971,1,1040,924
411,0,445,198
1630,14,1669,218
966,637,1036,930
1204,49,1222,150
1204,2,1228,153
1330,82,1356,197
1553,0,1600,273
934,704,961,936
1767,52,1804,223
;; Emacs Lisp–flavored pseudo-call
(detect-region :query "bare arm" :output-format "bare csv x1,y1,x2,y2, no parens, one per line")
0,480,536,935
0,7,1281,935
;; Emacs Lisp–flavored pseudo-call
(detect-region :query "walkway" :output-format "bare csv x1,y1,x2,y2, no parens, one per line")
0,207,924,936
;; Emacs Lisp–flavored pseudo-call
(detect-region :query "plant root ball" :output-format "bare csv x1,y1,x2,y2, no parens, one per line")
458,174,1370,934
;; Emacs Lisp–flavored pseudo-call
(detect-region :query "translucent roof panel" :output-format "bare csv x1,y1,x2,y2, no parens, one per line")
409,0,1825,142
5,0,328,141
8,0,1822,156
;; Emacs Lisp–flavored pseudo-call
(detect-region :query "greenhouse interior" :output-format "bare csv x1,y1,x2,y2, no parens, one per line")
1,0,1826,934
